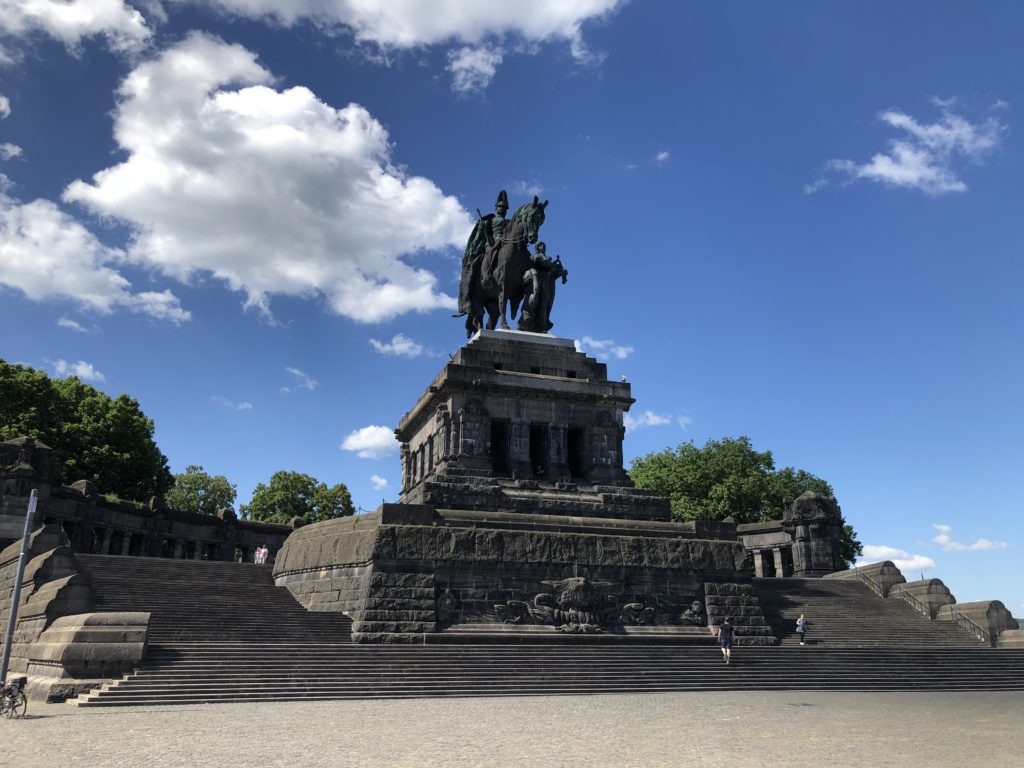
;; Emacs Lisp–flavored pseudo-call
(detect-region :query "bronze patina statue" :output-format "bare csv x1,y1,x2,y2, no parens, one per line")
455,190,556,337
518,242,568,334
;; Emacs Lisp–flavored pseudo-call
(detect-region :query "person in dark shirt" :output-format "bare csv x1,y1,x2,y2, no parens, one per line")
717,616,735,664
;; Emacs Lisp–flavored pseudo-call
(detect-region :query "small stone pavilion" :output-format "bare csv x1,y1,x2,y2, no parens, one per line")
272,329,845,643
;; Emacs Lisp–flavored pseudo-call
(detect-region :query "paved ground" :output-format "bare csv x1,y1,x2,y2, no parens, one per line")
3,691,1023,767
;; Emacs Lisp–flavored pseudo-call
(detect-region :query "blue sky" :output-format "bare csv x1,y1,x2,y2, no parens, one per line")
1,2,1021,614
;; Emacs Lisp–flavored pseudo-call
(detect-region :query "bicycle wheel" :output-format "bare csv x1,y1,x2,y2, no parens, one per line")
10,691,27,718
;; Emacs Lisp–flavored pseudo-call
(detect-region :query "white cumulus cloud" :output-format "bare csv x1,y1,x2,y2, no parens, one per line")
47,358,105,382
859,544,935,574
369,333,427,358
655,150,670,163
62,33,470,324
0,0,152,55
0,95,9,119
932,523,1010,552
809,101,1006,195
370,474,388,491
576,336,634,360
0,143,22,160
341,425,398,459
623,410,671,431
0,175,190,322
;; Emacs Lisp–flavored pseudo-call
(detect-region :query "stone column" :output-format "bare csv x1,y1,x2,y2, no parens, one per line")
100,527,113,554
753,549,766,578
173,539,184,559
772,547,785,578
120,532,132,555
548,423,568,482
509,420,531,478
191,542,202,560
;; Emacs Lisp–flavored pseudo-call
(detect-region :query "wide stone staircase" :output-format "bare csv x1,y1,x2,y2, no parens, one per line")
753,577,982,648
68,559,1024,706
76,554,353,643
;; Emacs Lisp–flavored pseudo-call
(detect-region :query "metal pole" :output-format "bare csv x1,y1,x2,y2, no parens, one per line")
0,489,38,686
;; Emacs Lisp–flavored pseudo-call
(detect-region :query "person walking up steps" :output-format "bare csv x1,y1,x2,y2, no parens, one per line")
796,614,808,645
717,616,735,664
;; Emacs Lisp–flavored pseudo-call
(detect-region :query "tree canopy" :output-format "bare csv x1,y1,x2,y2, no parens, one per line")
165,465,237,517
241,470,355,524
0,360,173,501
629,436,862,567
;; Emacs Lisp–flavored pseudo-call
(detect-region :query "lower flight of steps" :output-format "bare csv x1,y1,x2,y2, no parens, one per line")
752,577,983,648
75,554,353,643
74,644,1024,706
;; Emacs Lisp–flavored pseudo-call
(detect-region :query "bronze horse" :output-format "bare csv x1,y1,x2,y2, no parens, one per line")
464,196,547,336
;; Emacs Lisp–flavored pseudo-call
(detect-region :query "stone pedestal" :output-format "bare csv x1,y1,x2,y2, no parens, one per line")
782,492,843,577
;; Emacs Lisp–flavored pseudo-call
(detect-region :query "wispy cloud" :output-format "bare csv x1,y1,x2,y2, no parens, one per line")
47,358,105,382
447,45,503,94
932,523,1010,552
510,179,544,198
281,367,319,394
0,143,21,161
655,150,670,164
369,333,432,359
677,415,692,430
211,395,253,411
807,100,1006,195
341,425,398,459
56,317,97,333
859,544,935,573
370,474,388,491
623,410,671,431
0,95,9,119
576,336,634,360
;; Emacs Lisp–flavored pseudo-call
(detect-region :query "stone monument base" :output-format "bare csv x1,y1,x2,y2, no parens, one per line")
272,504,777,645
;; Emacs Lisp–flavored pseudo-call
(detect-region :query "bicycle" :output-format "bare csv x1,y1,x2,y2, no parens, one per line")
0,676,28,718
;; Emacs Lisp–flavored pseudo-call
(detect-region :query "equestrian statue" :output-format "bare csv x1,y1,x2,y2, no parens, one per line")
455,190,567,338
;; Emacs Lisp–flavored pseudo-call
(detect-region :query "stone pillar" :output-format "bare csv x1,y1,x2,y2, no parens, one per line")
120,532,132,555
100,528,113,554
782,492,844,577
753,549,766,578
400,444,410,492
191,542,202,560
548,423,569,482
772,548,785,578
509,420,531,478
173,539,184,559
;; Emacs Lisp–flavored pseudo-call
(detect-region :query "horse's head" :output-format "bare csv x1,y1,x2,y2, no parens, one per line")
515,196,548,244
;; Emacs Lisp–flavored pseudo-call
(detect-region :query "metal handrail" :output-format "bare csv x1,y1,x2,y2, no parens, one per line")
949,607,993,647
899,588,934,619
852,567,886,598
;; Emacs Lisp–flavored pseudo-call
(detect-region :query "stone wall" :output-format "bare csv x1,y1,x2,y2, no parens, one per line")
1,437,292,561
274,504,764,643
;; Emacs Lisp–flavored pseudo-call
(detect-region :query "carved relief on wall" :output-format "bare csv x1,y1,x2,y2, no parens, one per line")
490,577,705,634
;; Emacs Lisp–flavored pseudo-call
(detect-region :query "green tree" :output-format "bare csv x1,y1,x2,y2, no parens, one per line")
166,465,237,516
241,470,355,524
0,360,173,501
630,436,862,568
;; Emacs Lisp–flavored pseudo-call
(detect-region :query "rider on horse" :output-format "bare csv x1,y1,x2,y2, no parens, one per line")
456,190,508,319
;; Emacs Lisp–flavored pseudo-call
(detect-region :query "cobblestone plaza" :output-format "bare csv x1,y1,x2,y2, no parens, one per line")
3,691,1023,767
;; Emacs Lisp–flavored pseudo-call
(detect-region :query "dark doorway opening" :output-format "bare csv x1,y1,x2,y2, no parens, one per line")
109,529,124,555
529,424,548,478
129,533,145,557
568,427,585,480
490,420,510,474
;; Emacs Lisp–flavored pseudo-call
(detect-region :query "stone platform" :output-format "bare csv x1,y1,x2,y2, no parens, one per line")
274,330,777,644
